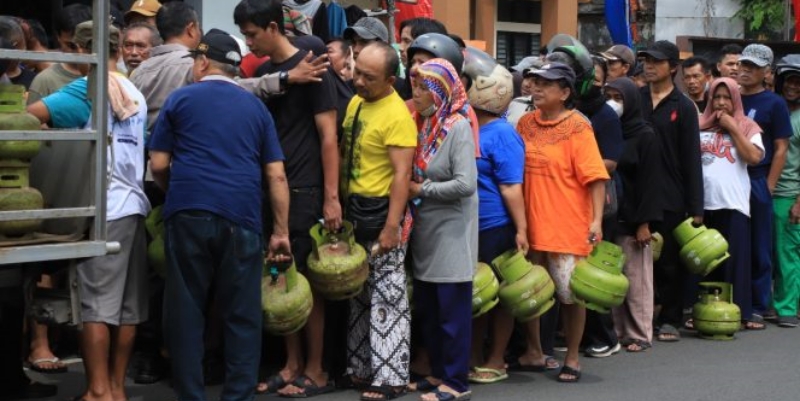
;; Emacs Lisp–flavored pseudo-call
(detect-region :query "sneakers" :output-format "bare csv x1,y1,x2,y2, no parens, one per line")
584,342,621,358
777,316,799,328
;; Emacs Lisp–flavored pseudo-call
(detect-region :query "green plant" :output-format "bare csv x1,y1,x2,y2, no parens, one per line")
735,0,786,34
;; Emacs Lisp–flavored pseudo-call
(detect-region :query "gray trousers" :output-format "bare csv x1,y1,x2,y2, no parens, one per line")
346,243,410,386
612,235,654,344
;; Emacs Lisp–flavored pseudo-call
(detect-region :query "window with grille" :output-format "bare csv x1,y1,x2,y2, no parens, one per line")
495,0,542,69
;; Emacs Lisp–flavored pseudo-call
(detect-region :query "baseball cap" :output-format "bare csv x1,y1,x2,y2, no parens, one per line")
185,28,243,67
344,17,389,43
125,0,162,23
522,60,545,78
512,56,543,72
638,40,680,64
739,44,774,68
530,62,576,87
73,21,121,50
600,44,635,65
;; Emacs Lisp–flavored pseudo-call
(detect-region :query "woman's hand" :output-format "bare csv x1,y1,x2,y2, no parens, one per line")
716,110,737,132
790,198,800,224
588,220,602,246
409,181,422,198
515,229,529,255
635,223,652,247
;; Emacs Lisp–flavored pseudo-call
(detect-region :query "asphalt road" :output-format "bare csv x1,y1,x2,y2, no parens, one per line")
30,321,800,401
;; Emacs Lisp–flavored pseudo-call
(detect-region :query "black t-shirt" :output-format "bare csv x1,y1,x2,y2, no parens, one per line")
331,72,354,142
10,66,37,89
255,38,337,189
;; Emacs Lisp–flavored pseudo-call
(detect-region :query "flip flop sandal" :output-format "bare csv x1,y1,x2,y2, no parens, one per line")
742,320,767,330
360,385,408,401
625,340,652,353
279,374,336,398
656,324,681,342
408,375,437,392
556,365,582,383
421,389,472,401
256,373,291,394
468,367,508,384
28,357,68,374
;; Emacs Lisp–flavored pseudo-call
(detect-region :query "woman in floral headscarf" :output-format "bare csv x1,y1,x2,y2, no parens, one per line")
409,58,478,401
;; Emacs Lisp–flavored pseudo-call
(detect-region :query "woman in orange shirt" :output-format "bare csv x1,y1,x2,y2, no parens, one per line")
516,62,608,383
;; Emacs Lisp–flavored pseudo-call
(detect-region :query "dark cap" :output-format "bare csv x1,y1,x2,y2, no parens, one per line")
73,21,121,50
186,29,242,67
522,62,545,78
530,62,576,86
343,17,388,43
638,40,680,64
600,44,635,66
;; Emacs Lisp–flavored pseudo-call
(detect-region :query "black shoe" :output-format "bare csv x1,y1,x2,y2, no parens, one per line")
134,354,167,384
0,382,58,400
203,355,224,386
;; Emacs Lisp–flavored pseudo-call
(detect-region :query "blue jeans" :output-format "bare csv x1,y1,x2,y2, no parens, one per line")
750,176,774,314
164,211,263,401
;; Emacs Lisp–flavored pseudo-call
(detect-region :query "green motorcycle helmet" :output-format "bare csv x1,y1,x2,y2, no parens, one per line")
545,34,596,98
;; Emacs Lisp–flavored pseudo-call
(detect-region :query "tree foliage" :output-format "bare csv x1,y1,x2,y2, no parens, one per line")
735,0,787,34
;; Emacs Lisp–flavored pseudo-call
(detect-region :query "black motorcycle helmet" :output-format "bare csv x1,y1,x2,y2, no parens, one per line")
775,54,800,102
545,34,596,98
406,33,464,75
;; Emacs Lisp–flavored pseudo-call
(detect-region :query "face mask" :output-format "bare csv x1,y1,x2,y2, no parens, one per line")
606,99,624,117
420,103,437,117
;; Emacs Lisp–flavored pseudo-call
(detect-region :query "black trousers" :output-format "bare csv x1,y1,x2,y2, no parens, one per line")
0,283,31,392
652,210,686,328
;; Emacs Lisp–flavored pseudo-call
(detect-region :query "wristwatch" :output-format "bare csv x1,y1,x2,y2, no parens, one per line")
279,71,289,91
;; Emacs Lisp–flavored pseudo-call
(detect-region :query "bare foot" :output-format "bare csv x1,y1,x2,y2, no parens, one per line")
516,354,559,370
28,347,66,373
255,368,296,394
420,384,470,401
110,384,127,401
278,371,329,396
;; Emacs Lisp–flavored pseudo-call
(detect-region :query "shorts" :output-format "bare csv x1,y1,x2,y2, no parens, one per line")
78,215,148,325
478,224,516,264
263,187,323,272
544,252,584,305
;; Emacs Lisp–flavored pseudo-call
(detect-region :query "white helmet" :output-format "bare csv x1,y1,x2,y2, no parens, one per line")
463,47,514,115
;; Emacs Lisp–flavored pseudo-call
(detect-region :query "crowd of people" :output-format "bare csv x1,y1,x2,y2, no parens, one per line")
1,1,800,401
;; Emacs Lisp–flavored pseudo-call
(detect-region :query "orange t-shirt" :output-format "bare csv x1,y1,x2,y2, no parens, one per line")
517,109,609,256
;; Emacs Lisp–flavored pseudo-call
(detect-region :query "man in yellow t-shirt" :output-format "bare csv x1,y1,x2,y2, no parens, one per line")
340,42,416,396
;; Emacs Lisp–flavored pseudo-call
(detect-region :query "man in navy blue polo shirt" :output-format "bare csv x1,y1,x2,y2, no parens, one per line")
738,44,792,325
148,29,290,401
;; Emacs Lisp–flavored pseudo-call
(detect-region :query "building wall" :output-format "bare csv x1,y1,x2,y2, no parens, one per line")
655,0,743,41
